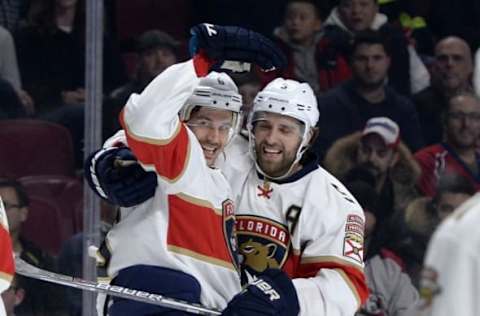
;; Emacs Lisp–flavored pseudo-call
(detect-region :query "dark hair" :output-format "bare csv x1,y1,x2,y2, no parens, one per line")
230,72,261,87
349,30,391,59
0,178,30,207
432,172,476,206
345,179,379,217
286,0,325,19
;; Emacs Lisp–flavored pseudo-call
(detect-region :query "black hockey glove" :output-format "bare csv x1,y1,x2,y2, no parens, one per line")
222,269,300,316
189,23,287,72
84,147,157,207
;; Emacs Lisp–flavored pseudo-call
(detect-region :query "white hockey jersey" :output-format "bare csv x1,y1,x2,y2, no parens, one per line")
218,137,369,316
106,60,241,309
418,192,480,316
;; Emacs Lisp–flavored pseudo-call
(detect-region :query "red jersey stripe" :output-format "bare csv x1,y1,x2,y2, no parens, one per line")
120,110,190,181
167,194,235,270
283,253,368,307
0,226,14,286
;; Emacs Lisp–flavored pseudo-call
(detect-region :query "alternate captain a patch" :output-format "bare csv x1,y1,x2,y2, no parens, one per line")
222,199,240,271
236,215,290,279
343,214,365,263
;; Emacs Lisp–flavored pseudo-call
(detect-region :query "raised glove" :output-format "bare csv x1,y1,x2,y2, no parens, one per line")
190,23,287,72
222,269,300,316
84,147,157,207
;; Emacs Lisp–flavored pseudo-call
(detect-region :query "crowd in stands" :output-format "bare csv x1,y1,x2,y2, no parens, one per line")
2,0,480,315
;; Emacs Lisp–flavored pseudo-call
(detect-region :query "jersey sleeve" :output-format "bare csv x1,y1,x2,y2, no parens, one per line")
291,176,368,316
0,198,14,293
419,228,479,316
119,60,200,182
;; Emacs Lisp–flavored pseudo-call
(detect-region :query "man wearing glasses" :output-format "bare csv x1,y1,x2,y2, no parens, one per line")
415,92,480,196
0,179,65,315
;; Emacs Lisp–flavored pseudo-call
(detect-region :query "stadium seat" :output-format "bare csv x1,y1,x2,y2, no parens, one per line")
21,196,70,256
0,119,76,178
19,175,84,236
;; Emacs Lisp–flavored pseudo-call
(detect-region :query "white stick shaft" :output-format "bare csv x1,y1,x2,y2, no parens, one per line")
15,257,221,315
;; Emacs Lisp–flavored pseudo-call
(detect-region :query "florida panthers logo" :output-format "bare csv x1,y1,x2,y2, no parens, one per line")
236,215,290,284
222,199,240,271
240,239,280,272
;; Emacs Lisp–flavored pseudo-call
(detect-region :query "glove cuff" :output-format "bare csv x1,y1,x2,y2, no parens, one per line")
85,147,118,200
193,50,215,76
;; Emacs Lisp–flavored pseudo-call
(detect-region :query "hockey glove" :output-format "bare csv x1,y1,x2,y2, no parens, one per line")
222,269,300,316
189,23,287,72
84,147,157,207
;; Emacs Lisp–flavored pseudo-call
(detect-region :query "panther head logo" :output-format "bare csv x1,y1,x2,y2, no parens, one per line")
240,238,280,272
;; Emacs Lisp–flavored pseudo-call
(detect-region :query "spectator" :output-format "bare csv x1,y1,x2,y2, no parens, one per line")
0,178,66,315
0,25,34,115
345,180,419,316
405,172,475,242
14,0,127,166
323,0,430,95
15,0,126,114
324,117,421,223
104,29,179,138
315,31,424,157
378,172,475,288
415,92,480,196
413,36,474,145
258,0,352,94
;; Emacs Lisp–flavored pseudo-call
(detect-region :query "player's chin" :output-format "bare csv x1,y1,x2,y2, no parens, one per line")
204,151,220,167
258,160,285,177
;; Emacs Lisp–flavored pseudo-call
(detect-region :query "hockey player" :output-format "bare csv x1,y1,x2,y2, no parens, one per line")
88,25,368,315
219,78,368,315
418,192,480,316
85,24,286,315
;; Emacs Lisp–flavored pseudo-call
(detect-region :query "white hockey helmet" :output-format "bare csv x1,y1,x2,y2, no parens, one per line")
180,71,242,120
247,78,319,179
180,71,243,143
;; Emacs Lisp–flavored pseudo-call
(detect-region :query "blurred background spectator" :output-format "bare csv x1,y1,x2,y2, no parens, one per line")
413,36,474,145
415,92,480,196
103,28,179,138
0,178,66,315
324,117,420,224
314,31,424,157
323,0,430,95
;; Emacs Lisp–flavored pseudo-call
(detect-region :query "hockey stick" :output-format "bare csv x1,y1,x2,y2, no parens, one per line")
15,257,221,315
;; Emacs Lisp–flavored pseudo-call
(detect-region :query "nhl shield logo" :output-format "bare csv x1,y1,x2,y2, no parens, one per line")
236,215,290,284
222,199,240,272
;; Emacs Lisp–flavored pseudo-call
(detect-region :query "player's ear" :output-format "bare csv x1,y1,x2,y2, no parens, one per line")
15,288,25,306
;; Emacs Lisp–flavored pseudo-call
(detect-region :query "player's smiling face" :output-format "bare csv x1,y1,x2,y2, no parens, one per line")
187,107,234,167
252,112,304,178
